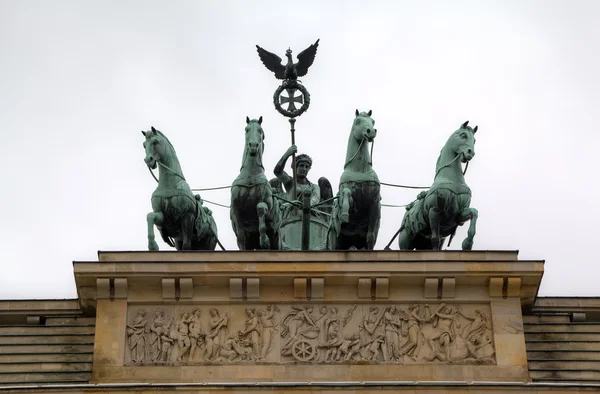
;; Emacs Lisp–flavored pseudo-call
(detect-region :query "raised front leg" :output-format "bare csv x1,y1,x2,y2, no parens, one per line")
428,207,442,250
340,187,352,223
458,207,478,250
146,211,164,251
257,202,269,249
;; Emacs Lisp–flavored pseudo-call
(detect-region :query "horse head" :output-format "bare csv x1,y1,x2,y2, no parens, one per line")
352,109,377,143
141,126,166,169
448,120,478,163
245,116,264,158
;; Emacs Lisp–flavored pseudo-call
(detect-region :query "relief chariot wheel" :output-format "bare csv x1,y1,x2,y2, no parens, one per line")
292,339,316,362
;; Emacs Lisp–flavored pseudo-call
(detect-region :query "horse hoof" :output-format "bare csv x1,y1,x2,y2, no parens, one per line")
148,240,159,251
462,238,473,251
341,213,350,223
259,234,270,249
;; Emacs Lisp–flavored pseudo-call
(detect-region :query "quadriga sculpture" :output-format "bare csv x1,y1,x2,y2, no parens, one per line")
329,110,381,250
230,117,281,250
142,127,218,251
398,121,478,250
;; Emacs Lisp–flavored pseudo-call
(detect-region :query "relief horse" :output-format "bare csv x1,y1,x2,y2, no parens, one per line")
230,117,281,250
329,110,381,250
142,127,218,251
398,121,478,250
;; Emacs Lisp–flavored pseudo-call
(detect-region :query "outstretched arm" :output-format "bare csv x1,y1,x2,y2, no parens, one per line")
274,145,297,192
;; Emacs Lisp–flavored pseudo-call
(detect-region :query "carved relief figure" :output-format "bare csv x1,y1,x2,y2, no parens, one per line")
398,304,428,361
382,306,402,361
258,305,279,359
426,304,461,362
206,308,229,360
241,308,261,360
460,309,490,340
188,309,205,361
360,306,385,345
176,311,193,361
127,309,148,363
146,310,161,362
159,317,175,362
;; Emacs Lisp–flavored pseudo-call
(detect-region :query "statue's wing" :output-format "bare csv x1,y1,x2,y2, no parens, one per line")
256,45,285,79
295,39,320,77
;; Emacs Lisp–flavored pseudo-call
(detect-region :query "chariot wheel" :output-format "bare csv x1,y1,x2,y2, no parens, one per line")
292,339,316,362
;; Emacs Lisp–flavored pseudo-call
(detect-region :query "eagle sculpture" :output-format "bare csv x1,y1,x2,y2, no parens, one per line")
256,39,320,81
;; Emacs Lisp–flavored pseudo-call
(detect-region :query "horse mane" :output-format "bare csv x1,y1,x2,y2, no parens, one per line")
153,129,184,177
154,129,177,157
241,120,265,171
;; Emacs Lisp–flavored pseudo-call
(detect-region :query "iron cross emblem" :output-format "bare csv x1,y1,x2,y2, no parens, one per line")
279,88,304,112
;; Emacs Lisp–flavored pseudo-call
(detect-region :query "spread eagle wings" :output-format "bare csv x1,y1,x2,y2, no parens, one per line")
295,39,320,77
256,39,320,80
255,46,285,79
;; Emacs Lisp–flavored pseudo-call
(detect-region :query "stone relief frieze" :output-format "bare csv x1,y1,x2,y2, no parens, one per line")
125,303,495,365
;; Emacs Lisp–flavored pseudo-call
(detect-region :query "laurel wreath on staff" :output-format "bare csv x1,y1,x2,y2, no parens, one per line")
273,81,311,118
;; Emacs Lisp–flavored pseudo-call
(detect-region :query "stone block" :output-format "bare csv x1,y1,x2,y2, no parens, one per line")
247,278,260,299
179,278,193,299
442,277,455,299
506,277,521,297
489,277,503,297
572,312,587,322
96,278,110,299
113,278,127,299
26,316,41,325
161,278,175,299
375,277,389,299
294,278,307,299
424,277,438,299
357,278,371,299
229,278,243,299
311,278,324,299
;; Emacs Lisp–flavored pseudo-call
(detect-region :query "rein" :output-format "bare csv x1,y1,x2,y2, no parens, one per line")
434,153,470,179
147,161,187,184
344,138,374,169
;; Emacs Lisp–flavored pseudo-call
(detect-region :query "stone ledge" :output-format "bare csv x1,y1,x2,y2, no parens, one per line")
75,251,543,312
95,250,521,262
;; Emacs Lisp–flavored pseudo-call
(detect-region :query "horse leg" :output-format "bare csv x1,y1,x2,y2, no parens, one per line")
458,207,479,250
398,228,412,250
257,202,269,249
428,207,442,250
366,201,380,250
230,204,246,250
146,211,163,251
340,187,352,223
181,212,194,250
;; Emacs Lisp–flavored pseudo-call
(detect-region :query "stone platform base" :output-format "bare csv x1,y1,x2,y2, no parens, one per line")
71,250,543,386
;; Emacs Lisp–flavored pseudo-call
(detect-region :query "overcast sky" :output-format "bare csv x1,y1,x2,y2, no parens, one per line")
1,0,598,299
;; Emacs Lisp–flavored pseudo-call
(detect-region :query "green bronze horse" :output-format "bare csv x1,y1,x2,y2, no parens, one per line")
398,121,478,250
142,127,218,251
230,117,281,250
329,110,381,250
